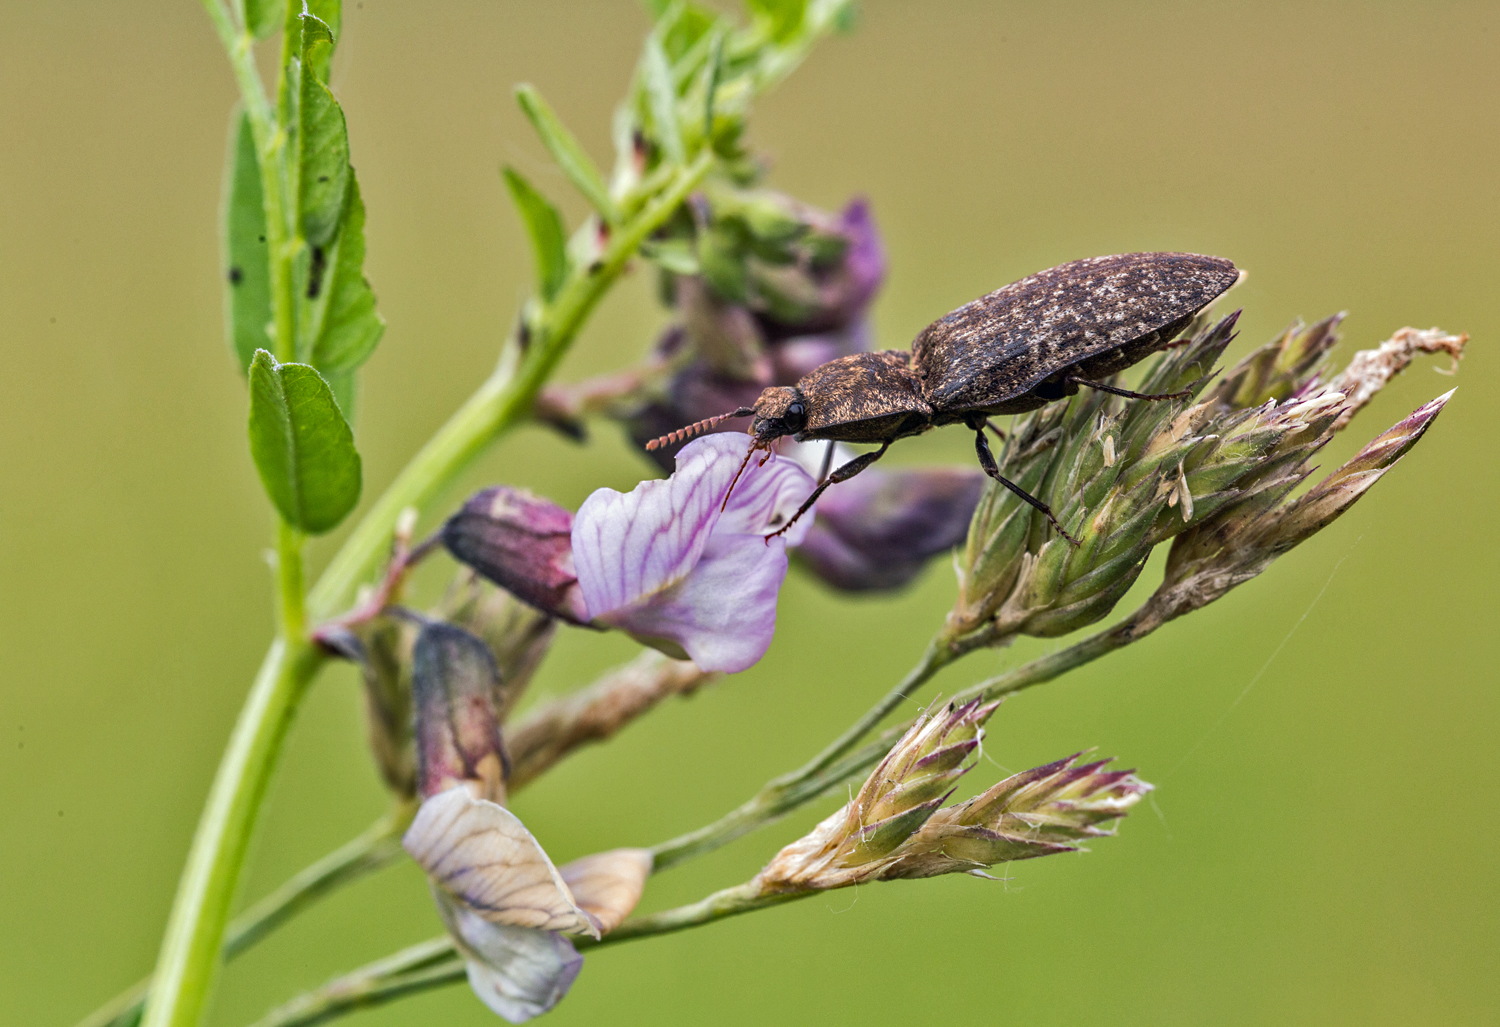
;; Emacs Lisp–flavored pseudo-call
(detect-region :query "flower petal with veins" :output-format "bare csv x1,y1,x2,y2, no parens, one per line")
572,434,816,672
404,785,601,938
434,888,583,1024
559,849,653,934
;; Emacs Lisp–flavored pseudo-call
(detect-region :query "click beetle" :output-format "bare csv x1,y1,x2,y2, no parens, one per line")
647,251,1241,544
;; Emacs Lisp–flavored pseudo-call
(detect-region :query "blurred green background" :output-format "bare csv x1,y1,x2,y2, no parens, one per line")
2,2,1496,1025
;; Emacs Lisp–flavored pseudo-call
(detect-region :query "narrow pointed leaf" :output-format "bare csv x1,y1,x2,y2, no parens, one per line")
642,34,684,164
514,84,616,222
299,173,383,374
298,15,349,247
223,110,272,373
247,350,361,533
502,167,568,302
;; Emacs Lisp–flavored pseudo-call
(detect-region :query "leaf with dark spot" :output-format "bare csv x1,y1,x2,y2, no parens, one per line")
223,110,272,373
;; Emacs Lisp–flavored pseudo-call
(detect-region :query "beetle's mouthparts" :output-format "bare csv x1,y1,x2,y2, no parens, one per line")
645,408,756,451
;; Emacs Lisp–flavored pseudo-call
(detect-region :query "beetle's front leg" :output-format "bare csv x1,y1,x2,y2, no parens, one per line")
767,441,891,540
968,418,1080,545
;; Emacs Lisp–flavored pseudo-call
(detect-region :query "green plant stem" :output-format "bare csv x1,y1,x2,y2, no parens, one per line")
234,602,1162,1027
246,882,813,1027
308,151,712,618
141,637,324,1027
649,636,956,871
247,938,462,1027
76,808,412,1027
142,94,709,1022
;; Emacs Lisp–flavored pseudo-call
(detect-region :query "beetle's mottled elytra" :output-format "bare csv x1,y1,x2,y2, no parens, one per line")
646,251,1241,544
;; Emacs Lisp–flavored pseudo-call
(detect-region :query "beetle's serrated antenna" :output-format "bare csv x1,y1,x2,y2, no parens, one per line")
644,407,756,451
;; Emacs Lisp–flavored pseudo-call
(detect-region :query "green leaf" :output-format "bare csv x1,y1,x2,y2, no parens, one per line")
297,173,384,373
642,34,685,164
698,221,748,301
747,0,808,42
244,0,287,39
248,350,362,534
641,237,700,275
658,3,718,63
502,167,569,302
307,0,341,47
298,15,349,247
514,84,616,223
325,369,357,425
224,110,273,373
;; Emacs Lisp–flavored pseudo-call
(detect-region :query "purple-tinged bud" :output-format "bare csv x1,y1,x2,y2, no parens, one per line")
794,460,987,591
413,622,508,803
752,198,885,339
1265,389,1455,554
443,487,590,625
1210,314,1344,410
881,753,1151,879
757,698,998,892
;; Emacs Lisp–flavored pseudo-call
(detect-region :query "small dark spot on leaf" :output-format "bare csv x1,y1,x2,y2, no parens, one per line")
306,246,327,299
318,175,329,183
258,235,266,243
587,260,604,275
228,266,244,286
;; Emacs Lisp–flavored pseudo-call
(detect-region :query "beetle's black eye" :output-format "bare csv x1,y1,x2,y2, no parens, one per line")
785,401,806,428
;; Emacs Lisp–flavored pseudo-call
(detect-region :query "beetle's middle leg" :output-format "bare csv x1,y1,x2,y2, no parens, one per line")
1065,376,1191,402
817,439,837,484
767,441,892,540
968,418,1081,546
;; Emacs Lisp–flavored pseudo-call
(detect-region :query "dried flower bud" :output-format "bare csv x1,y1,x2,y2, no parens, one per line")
439,574,558,726
318,619,418,797
443,487,589,625
413,622,508,803
881,754,1151,879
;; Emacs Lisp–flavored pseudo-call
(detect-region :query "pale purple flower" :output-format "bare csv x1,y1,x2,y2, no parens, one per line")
571,433,816,673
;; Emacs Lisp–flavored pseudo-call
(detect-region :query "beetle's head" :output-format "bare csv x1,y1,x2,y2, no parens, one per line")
750,386,808,443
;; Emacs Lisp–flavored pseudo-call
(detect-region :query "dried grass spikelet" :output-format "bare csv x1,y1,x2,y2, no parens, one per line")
945,313,1467,648
755,698,1148,894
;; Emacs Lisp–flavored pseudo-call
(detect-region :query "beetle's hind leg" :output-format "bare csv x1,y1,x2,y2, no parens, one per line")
969,419,1080,546
767,442,891,541
1066,376,1191,402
